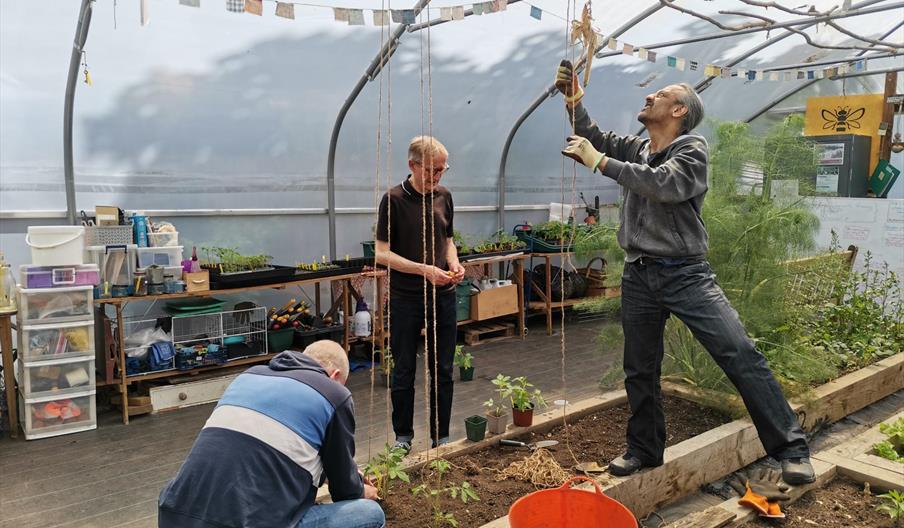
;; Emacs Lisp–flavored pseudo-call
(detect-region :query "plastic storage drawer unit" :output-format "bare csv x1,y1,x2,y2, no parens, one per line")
19,390,97,440
18,357,96,399
18,320,96,361
136,246,184,268
17,286,94,325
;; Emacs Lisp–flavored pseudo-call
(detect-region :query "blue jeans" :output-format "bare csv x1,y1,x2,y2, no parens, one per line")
620,259,809,465
297,499,385,528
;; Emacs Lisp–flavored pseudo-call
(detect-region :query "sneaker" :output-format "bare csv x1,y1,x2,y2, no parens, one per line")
431,437,450,449
781,457,816,485
392,440,412,456
608,453,646,476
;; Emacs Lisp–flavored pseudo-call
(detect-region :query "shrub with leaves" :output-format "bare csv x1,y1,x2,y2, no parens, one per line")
411,459,479,527
877,489,904,523
363,443,410,499
873,417,904,464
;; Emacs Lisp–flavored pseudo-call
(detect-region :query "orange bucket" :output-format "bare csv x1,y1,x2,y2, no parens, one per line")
508,476,637,528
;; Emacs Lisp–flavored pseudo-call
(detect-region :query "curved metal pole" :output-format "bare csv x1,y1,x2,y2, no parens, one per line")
744,20,904,124
497,1,666,232
326,0,432,259
63,0,93,226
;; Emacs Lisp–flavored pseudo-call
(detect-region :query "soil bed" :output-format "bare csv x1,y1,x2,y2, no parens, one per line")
748,477,895,528
382,397,730,527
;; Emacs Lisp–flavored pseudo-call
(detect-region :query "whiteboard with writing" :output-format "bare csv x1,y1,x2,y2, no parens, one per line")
808,198,904,277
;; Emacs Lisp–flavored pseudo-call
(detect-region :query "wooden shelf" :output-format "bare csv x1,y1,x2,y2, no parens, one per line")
528,298,595,310
94,271,382,305
121,353,278,384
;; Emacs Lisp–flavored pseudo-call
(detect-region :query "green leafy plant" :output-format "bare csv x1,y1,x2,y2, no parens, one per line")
876,489,904,523
873,417,904,463
202,246,273,273
491,374,548,412
483,397,507,418
363,443,410,499
411,458,479,527
453,345,473,370
380,347,394,376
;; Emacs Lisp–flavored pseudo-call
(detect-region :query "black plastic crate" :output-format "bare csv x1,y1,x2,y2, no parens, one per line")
206,265,297,289
293,325,344,350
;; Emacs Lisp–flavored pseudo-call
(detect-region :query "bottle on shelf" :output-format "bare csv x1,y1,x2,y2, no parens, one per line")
0,252,17,314
353,299,372,337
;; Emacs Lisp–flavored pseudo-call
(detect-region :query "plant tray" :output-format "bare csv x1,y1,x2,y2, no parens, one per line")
459,249,527,262
330,257,375,274
294,266,354,281
515,231,573,253
206,265,297,289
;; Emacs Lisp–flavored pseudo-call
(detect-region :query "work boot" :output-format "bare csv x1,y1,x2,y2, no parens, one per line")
781,457,816,485
608,453,647,476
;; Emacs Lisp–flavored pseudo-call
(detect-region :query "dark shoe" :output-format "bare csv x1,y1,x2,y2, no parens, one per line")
609,453,646,476
392,440,412,456
781,457,816,485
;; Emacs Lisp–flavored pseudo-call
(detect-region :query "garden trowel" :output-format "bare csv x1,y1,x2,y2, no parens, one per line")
499,439,559,451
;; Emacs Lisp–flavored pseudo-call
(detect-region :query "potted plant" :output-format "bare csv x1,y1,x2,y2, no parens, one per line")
497,374,548,427
454,345,474,381
483,397,509,435
464,415,488,442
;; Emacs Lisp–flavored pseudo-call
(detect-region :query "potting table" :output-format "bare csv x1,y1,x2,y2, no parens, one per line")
459,253,529,341
527,251,619,336
95,270,386,424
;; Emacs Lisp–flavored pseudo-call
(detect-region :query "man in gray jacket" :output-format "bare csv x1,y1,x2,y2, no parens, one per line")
557,61,815,485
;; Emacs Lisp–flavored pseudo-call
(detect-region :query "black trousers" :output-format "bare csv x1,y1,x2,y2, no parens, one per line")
390,290,456,442
621,260,810,465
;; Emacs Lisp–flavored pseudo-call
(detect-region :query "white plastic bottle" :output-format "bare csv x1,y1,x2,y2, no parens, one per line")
353,299,372,337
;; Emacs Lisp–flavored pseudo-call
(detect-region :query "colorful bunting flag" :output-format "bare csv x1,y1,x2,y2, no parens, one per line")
334,7,349,21
180,0,200,7
689,61,698,71
667,56,677,67
440,7,453,20
373,9,389,25
275,2,294,18
530,5,542,20
492,0,507,12
622,43,634,55
608,38,617,50
676,58,686,71
637,48,648,61
647,51,657,63
245,0,262,16
452,6,465,19
141,0,150,25
225,0,243,13
347,8,365,25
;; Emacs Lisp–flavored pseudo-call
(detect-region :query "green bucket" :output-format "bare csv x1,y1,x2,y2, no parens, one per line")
456,278,473,321
268,327,295,353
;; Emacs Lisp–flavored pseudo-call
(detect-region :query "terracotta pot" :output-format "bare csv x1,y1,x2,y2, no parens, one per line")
486,412,509,435
512,406,534,427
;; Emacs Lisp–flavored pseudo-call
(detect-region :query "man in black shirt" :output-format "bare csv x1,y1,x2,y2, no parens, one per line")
375,136,465,454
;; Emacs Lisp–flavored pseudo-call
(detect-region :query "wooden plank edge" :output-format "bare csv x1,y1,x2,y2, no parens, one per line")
816,452,904,492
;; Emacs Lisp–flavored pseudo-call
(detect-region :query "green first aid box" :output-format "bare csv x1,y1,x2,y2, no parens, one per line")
869,160,900,198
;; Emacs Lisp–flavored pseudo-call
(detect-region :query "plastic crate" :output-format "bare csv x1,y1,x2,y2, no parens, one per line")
293,325,344,350
136,246,184,268
19,264,100,289
18,357,95,399
85,245,137,290
175,343,228,370
84,225,133,246
18,320,96,361
147,231,179,248
19,390,97,440
17,286,94,325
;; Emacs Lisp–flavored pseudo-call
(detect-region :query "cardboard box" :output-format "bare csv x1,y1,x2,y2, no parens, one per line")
470,284,518,321
94,206,121,226
184,270,210,292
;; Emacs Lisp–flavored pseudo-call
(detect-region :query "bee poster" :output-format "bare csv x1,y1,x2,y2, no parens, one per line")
804,93,884,174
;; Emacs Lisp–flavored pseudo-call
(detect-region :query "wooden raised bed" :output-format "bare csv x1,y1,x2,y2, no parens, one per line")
312,354,903,526
665,410,904,527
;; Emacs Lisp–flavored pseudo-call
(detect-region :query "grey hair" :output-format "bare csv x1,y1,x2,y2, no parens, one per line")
676,83,705,132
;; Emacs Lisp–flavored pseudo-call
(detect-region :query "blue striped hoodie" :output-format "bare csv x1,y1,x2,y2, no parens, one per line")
158,351,363,528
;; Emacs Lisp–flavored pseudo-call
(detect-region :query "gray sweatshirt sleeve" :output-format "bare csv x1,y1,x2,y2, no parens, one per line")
600,140,708,204
571,102,645,161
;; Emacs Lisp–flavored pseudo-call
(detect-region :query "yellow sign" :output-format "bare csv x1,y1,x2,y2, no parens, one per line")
804,94,885,174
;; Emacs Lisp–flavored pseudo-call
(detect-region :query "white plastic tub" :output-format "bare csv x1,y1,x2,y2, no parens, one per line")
26,226,85,266
18,356,96,399
19,390,97,440
17,285,94,325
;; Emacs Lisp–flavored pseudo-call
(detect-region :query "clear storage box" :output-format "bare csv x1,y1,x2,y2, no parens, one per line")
19,391,97,440
18,320,96,361
18,357,96,399
147,231,179,247
136,246,183,268
19,265,99,289
17,286,94,325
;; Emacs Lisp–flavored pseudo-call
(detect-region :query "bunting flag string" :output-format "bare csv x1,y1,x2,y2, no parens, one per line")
173,0,885,81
